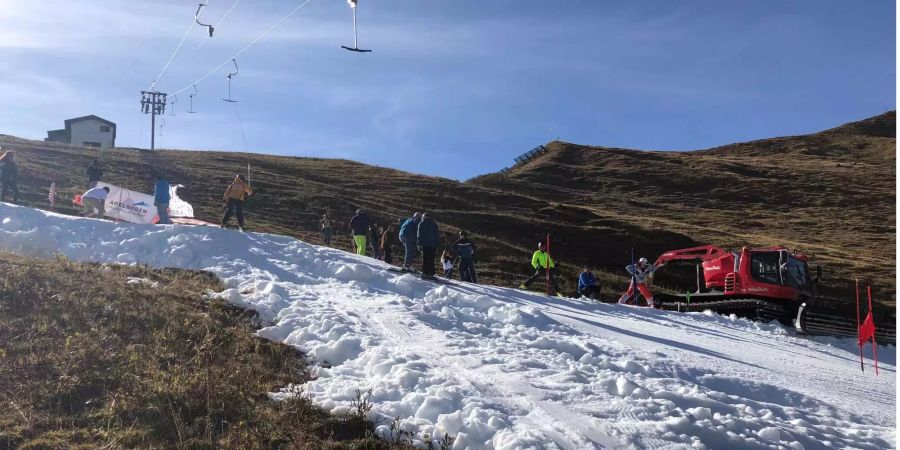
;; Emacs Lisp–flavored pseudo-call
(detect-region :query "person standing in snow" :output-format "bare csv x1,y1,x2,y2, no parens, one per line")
349,209,370,256
380,224,395,264
321,213,333,246
153,175,172,224
416,212,439,279
618,257,662,307
519,242,561,295
80,186,110,218
578,264,599,300
86,160,103,188
452,230,478,283
369,223,383,260
0,150,20,204
220,174,254,231
398,212,421,270
441,250,454,279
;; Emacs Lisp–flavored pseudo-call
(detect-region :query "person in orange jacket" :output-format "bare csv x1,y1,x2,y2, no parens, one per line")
220,174,253,231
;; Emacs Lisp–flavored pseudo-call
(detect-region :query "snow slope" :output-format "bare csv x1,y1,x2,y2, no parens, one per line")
0,203,894,449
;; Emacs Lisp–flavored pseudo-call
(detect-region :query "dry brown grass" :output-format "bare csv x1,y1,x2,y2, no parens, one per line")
0,253,409,449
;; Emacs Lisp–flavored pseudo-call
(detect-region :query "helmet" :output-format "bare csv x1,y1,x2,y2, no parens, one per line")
537,242,545,248
638,257,648,265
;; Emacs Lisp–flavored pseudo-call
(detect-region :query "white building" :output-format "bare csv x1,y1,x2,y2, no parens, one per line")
45,115,117,148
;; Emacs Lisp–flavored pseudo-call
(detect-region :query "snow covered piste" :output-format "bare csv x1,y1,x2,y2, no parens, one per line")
0,203,894,449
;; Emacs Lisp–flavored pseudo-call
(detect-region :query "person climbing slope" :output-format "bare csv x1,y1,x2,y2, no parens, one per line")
153,175,171,225
618,257,663,307
416,212,439,280
349,209,370,256
398,212,421,270
221,174,253,231
520,242,561,295
0,149,19,204
452,230,478,283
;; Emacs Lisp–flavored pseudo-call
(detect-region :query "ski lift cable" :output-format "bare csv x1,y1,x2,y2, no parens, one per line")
148,0,215,92
170,0,314,97
233,102,249,153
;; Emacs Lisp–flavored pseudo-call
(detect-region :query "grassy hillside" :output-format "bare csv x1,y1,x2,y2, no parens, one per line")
0,254,396,449
0,112,894,309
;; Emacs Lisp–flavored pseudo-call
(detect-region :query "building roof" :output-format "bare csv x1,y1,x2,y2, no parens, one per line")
63,115,116,146
64,115,116,128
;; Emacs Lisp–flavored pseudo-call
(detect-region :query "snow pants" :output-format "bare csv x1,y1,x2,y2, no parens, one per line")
403,238,416,268
421,246,436,277
524,267,561,293
155,202,170,224
458,256,477,283
579,285,598,299
82,197,103,218
221,198,245,229
619,281,654,307
322,228,333,246
0,179,18,203
354,235,367,256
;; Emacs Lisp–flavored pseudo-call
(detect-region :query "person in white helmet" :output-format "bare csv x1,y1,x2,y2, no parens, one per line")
618,257,663,307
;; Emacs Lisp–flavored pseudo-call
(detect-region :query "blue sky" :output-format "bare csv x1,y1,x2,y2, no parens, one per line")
0,0,894,179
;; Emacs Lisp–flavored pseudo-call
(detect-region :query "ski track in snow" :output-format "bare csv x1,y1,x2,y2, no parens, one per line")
0,203,894,450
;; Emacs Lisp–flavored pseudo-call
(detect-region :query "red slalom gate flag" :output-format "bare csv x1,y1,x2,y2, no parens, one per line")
857,284,880,375
858,311,876,346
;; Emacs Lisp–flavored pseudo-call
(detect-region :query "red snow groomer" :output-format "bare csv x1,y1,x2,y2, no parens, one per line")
653,245,822,332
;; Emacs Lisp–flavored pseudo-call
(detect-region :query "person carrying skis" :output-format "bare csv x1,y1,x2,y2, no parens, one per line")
369,223,383,260
86,160,103,188
321,213,333,246
416,212,439,279
398,212,421,270
618,257,662,307
349,209,370,256
441,250,454,279
381,224,395,264
153,175,171,224
520,242,561,295
452,230,478,283
221,174,253,231
578,264,599,300
80,186,110,218
0,149,19,204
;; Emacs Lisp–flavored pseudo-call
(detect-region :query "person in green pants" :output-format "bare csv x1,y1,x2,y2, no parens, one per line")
349,209,370,256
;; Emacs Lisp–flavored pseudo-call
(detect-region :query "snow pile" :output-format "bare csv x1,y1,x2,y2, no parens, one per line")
0,203,895,449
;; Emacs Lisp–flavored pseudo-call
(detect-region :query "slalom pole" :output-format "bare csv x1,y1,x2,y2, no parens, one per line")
545,232,551,296
857,279,863,372
630,247,636,305
868,286,879,375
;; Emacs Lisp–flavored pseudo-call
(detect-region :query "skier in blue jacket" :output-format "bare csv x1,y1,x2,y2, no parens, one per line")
416,212,439,279
398,212,420,270
578,264,598,300
452,230,478,283
153,175,171,224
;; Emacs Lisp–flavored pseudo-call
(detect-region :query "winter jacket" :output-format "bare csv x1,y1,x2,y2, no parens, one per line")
399,217,419,242
531,250,555,269
578,271,596,291
154,179,171,204
416,217,439,248
82,187,109,201
321,218,332,230
223,176,253,201
626,264,657,283
349,212,369,236
0,161,17,182
452,238,475,259
87,164,103,182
